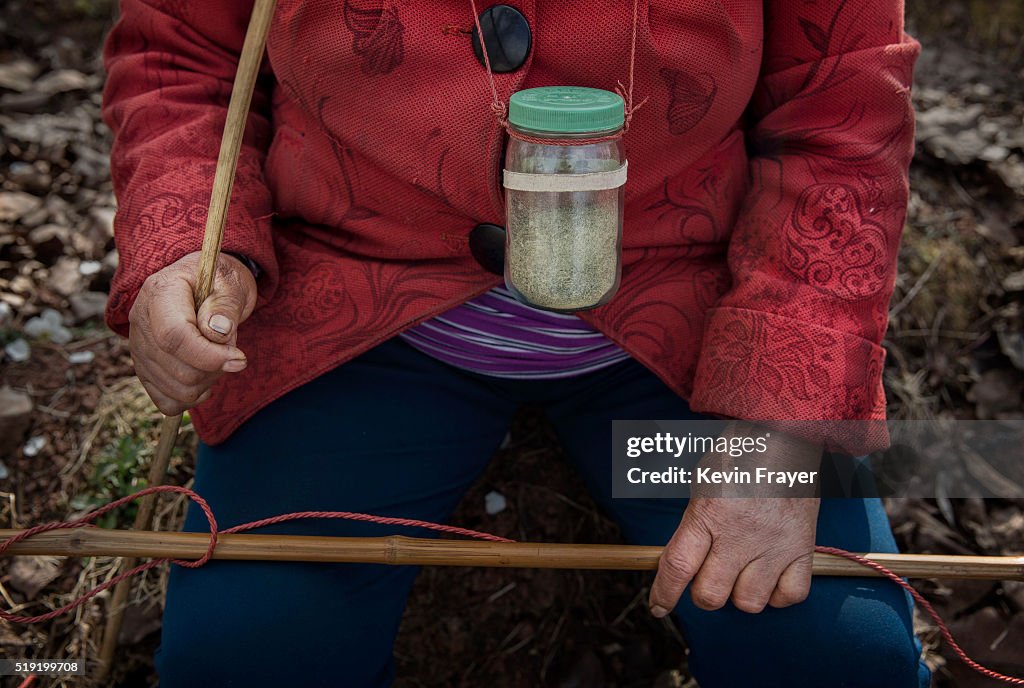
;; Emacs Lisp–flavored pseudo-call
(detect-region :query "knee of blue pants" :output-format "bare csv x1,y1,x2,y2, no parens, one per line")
673,576,929,688
155,559,414,687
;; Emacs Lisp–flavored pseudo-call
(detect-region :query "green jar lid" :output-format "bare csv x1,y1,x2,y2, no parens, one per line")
508,86,624,134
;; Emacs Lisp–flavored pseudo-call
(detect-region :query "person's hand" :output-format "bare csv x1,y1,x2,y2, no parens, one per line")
128,251,257,416
649,424,822,616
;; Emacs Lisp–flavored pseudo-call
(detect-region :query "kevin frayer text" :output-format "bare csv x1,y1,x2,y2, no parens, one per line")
626,466,818,488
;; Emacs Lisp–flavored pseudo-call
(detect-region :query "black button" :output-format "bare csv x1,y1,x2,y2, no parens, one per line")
469,223,506,275
471,5,531,73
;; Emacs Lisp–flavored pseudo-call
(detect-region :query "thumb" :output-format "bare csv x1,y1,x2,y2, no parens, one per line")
649,511,713,618
195,280,252,345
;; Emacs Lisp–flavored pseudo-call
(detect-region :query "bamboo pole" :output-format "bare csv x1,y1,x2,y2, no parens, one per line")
95,0,278,678
3,529,1022,581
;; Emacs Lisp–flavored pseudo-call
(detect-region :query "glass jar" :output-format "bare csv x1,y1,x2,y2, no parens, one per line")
503,86,626,312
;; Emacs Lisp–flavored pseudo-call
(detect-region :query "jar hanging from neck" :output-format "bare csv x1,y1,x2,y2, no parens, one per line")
502,86,627,312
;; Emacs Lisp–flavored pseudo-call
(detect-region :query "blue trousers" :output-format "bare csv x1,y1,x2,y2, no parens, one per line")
156,337,931,687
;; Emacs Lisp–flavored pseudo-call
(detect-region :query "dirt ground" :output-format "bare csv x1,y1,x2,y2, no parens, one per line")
1,1,1023,686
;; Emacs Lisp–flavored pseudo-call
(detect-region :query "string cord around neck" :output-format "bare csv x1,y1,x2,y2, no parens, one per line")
467,0,649,146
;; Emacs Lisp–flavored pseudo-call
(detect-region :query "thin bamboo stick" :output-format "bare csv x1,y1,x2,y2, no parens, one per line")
2,529,1021,581
96,414,178,674
96,0,279,677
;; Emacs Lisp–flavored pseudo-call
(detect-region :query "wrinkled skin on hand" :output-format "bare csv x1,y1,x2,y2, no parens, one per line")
649,422,823,616
128,252,257,416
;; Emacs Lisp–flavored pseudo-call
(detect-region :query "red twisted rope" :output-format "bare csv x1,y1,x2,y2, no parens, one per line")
220,509,512,540
468,0,649,147
0,485,1021,683
0,486,217,624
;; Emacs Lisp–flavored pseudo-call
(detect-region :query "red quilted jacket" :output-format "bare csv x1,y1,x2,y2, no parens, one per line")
101,0,920,447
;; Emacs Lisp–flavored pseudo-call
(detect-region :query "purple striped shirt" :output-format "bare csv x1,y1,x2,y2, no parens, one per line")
398,286,630,379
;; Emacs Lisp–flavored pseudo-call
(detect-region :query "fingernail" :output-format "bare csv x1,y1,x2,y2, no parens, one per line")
650,605,669,618
209,314,232,335
223,358,247,373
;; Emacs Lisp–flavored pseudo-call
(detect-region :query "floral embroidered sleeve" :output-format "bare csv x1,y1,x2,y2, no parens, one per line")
101,0,278,337
688,0,921,447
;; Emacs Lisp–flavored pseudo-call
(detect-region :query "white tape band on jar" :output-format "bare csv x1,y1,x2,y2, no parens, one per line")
502,161,628,193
